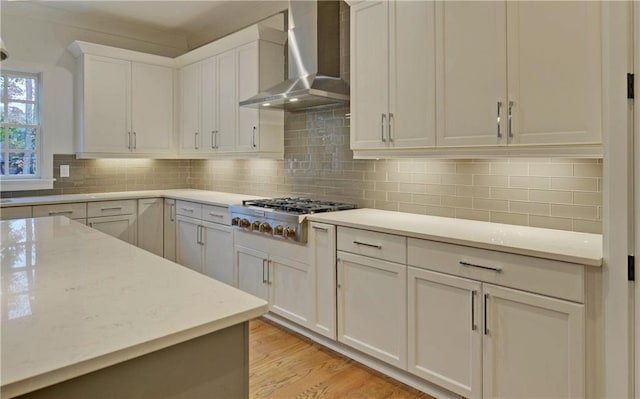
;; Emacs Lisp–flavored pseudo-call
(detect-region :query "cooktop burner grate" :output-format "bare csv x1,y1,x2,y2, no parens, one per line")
242,198,356,215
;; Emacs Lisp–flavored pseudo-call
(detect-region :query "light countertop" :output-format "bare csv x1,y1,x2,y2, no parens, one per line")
0,189,262,208
0,216,268,398
309,208,603,266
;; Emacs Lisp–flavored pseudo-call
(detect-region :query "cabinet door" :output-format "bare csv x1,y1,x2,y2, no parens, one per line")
309,222,337,340
83,55,131,153
163,199,176,262
201,56,218,152
217,49,237,152
389,0,436,148
350,1,389,150
235,245,269,300
88,214,136,245
236,43,259,152
175,216,203,273
506,2,602,146
337,251,407,369
435,1,507,147
180,62,201,153
269,255,313,327
137,198,164,257
407,267,482,399
131,63,173,154
202,222,234,285
483,284,585,399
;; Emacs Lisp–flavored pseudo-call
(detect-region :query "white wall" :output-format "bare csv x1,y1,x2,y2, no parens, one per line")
0,2,189,154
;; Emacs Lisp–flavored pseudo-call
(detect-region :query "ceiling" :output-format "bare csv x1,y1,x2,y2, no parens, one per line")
31,1,287,47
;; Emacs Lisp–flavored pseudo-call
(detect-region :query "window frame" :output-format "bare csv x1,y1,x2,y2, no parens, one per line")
0,65,54,192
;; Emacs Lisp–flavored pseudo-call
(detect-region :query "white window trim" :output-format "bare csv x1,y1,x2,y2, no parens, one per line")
0,62,54,192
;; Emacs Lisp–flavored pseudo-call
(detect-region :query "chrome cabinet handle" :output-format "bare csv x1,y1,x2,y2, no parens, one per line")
89,221,94,228
208,212,225,218
312,225,328,232
196,224,200,244
508,101,514,138
133,131,137,150
252,127,257,148
262,259,267,284
199,225,205,245
181,207,194,212
381,113,386,142
100,206,123,211
170,203,175,222
48,210,73,215
484,294,489,335
388,112,394,142
496,101,502,138
353,240,382,249
471,290,478,331
459,260,502,273
127,132,131,150
194,132,199,150
267,260,272,285
337,257,342,289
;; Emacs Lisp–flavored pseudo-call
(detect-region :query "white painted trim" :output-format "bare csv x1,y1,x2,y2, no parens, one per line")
602,1,634,398
0,179,55,192
262,313,459,399
68,41,175,67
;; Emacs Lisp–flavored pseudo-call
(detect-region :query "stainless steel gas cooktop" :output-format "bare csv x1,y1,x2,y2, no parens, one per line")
229,198,356,243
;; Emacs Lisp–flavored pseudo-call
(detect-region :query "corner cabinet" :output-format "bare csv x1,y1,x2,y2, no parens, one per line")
349,0,604,158
177,25,286,159
349,0,436,152
68,41,175,158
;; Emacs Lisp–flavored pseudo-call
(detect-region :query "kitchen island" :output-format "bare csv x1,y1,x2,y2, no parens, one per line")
1,216,267,399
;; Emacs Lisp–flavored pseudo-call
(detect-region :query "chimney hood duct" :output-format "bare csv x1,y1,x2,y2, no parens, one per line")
239,0,349,112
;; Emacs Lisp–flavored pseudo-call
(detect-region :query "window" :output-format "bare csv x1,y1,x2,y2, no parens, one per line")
0,71,40,177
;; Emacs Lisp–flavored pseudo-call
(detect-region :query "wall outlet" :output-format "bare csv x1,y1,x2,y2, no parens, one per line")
60,165,70,178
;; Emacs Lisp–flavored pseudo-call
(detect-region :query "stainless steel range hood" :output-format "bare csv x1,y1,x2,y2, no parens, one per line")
239,0,349,112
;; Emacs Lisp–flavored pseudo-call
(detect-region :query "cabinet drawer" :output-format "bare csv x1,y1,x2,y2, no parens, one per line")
33,203,87,219
88,200,136,217
407,238,585,303
202,204,230,225
1,206,33,220
337,227,407,264
176,200,203,219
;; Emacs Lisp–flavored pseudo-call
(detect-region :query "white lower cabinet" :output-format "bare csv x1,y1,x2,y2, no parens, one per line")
88,214,137,245
407,238,586,399
87,200,137,245
137,198,164,256
336,251,407,370
176,213,234,285
482,284,585,399
407,267,482,399
269,254,313,325
163,199,176,262
309,222,337,340
236,245,269,301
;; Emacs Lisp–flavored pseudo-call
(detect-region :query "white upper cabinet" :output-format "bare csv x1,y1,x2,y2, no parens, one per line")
350,0,604,157
176,24,286,159
435,1,507,148
350,0,436,152
506,1,602,146
69,42,175,158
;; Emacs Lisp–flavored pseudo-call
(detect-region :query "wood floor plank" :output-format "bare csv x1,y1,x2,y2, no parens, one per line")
249,318,435,399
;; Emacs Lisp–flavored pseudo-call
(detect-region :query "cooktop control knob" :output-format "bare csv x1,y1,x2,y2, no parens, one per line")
239,218,250,228
252,221,261,231
259,222,272,233
273,225,284,236
284,227,297,239
231,217,240,226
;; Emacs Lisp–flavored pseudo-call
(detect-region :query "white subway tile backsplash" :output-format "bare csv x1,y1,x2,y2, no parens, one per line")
551,177,598,191
509,176,550,189
529,190,573,204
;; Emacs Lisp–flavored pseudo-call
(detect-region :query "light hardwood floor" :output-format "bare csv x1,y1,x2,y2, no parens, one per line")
249,318,435,399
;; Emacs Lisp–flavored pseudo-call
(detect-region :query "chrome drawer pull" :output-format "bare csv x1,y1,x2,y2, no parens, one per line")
459,260,503,273
353,240,382,249
181,207,194,212
208,212,225,218
471,290,477,331
49,210,73,215
312,226,328,232
100,206,123,211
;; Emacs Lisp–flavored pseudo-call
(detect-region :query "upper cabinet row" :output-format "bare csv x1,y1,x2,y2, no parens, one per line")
68,24,286,159
349,0,603,158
